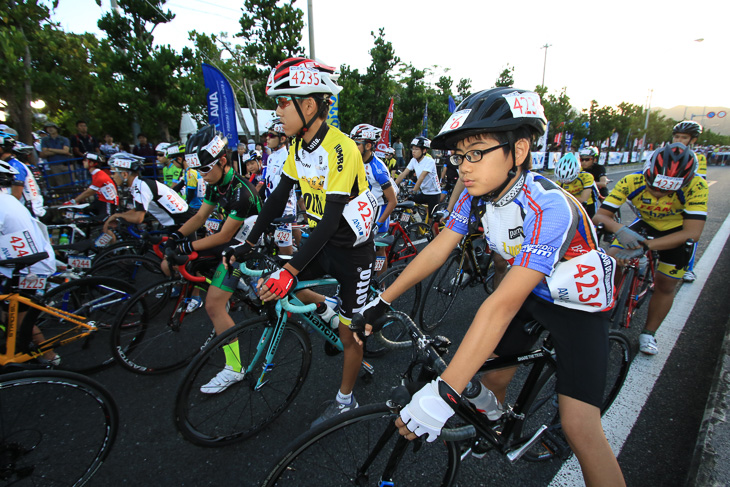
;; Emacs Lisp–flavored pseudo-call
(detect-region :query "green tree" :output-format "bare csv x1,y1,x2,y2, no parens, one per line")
455,77,472,102
95,0,202,142
494,65,514,87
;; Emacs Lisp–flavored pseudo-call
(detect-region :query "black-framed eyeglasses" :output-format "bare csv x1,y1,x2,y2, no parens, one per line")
266,132,279,138
198,163,217,174
580,157,592,162
449,142,509,166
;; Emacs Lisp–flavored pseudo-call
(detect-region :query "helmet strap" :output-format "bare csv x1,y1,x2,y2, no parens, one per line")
292,97,329,140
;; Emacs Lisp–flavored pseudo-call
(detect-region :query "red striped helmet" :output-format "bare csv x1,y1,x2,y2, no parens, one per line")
644,143,697,191
266,58,342,97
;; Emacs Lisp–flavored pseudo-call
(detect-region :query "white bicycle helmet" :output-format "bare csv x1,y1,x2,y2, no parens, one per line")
350,124,382,142
265,57,342,97
267,117,285,135
109,152,146,172
155,142,171,154
555,153,581,183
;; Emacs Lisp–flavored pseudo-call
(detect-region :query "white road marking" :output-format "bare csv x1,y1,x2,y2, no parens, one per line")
550,213,730,485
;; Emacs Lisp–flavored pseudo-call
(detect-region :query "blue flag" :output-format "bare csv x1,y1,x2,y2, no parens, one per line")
422,102,428,138
448,95,456,114
201,63,239,150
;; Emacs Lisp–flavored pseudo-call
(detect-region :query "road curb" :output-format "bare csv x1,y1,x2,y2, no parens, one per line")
685,315,730,486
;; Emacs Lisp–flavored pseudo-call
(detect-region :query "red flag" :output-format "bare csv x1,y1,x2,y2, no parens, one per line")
553,132,562,145
375,98,394,158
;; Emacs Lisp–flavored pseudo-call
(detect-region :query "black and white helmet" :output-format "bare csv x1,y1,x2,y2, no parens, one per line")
410,136,431,149
350,124,382,142
185,125,227,169
0,159,20,187
672,120,702,138
108,152,146,173
267,117,285,135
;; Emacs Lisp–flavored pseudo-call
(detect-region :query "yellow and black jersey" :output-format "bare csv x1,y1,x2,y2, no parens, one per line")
696,153,707,178
282,124,371,245
558,171,597,206
601,172,708,231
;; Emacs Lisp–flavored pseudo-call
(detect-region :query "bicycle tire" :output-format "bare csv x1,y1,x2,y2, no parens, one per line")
24,277,135,373
261,403,460,487
91,240,145,266
110,279,214,375
610,267,635,329
92,254,165,287
516,331,633,462
363,265,422,358
418,251,462,332
0,369,119,486
175,316,312,447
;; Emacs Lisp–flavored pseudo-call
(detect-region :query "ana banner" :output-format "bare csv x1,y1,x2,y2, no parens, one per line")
201,63,239,150
532,151,546,170
327,93,340,128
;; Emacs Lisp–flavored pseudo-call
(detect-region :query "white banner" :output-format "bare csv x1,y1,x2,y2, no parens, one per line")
547,152,560,170
532,151,546,170
599,153,607,165
608,152,623,165
622,152,630,163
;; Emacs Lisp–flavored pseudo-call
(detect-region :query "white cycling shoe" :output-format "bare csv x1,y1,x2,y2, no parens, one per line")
200,365,245,394
639,334,658,355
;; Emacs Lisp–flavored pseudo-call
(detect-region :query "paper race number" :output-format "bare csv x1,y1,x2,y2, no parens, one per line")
19,275,47,290
0,230,39,259
159,193,187,213
343,191,377,246
502,92,544,119
439,109,471,134
652,174,685,192
205,218,221,233
68,255,92,269
290,66,321,86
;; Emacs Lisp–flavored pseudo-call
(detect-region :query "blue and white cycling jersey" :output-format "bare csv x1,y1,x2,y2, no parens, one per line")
445,170,615,312
363,154,393,207
5,157,45,217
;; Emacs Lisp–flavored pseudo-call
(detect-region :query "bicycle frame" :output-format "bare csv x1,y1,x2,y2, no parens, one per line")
386,220,419,264
0,293,96,366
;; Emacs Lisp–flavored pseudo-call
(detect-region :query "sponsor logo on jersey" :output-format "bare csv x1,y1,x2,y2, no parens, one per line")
641,197,652,204
335,144,344,172
521,243,557,257
508,226,524,239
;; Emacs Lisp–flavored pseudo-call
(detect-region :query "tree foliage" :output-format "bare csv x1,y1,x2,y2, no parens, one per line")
494,65,514,88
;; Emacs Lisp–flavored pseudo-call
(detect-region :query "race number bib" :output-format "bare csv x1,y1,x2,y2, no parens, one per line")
19,274,47,290
438,109,472,135
100,183,117,201
196,179,207,199
205,218,222,233
652,174,685,192
68,255,92,269
95,233,113,247
159,192,187,214
290,66,321,86
0,230,40,259
343,190,377,246
545,250,615,312
233,215,259,244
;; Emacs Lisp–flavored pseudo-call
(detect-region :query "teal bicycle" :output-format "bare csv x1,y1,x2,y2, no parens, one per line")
173,255,419,447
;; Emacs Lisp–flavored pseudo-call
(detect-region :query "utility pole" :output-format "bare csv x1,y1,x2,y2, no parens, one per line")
641,88,653,156
541,43,551,87
307,0,315,60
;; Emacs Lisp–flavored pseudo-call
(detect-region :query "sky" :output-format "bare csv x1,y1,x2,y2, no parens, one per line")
50,0,730,113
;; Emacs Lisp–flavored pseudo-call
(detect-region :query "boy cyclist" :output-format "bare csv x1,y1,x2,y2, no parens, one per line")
261,118,296,256
594,143,707,355
229,57,376,426
65,153,118,220
394,136,441,218
555,152,599,217
361,87,625,486
671,120,705,282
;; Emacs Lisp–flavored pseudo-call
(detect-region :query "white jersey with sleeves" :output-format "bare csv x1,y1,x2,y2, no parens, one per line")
406,155,440,195
262,145,297,214
130,177,189,227
0,193,56,278
364,154,394,206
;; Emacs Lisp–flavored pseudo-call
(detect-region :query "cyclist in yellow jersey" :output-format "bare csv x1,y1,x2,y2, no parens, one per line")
227,58,376,425
555,152,599,217
594,143,707,355
671,120,706,282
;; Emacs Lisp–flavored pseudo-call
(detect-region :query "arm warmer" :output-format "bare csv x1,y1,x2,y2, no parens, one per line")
289,198,345,272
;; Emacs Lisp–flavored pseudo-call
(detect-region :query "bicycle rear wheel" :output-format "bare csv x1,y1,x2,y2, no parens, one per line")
175,316,312,447
418,250,462,332
262,403,460,487
27,277,135,373
0,369,118,486
92,254,165,288
110,279,214,374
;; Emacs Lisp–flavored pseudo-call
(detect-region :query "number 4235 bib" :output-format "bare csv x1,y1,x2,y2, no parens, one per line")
545,250,616,312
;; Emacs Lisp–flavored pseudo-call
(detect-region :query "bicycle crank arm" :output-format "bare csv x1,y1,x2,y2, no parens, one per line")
506,424,547,463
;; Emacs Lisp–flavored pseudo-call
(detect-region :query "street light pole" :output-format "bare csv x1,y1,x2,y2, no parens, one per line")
307,0,315,60
541,43,551,87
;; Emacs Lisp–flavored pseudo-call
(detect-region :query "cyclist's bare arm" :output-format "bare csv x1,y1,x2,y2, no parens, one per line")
380,185,397,224
394,168,410,186
577,187,592,203
73,188,95,203
177,201,215,236
645,219,704,251
446,178,465,213
381,228,462,303
593,207,624,234
104,209,145,231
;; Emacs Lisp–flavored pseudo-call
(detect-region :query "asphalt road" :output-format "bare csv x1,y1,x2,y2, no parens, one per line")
87,165,730,486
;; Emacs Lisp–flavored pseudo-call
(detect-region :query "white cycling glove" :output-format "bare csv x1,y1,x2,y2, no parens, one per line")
615,226,646,250
399,378,457,442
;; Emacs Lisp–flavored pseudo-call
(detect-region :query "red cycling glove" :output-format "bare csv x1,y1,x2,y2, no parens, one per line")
264,268,297,298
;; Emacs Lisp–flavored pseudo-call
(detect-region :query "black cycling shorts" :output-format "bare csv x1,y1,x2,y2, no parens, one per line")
493,293,610,408
297,243,375,319
411,193,440,217
610,220,691,278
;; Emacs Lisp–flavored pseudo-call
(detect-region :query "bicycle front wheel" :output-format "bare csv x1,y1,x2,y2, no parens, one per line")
262,403,460,487
110,279,214,374
92,254,165,288
418,251,462,332
610,267,635,329
0,369,118,486
175,316,312,447
363,265,422,358
28,277,135,373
